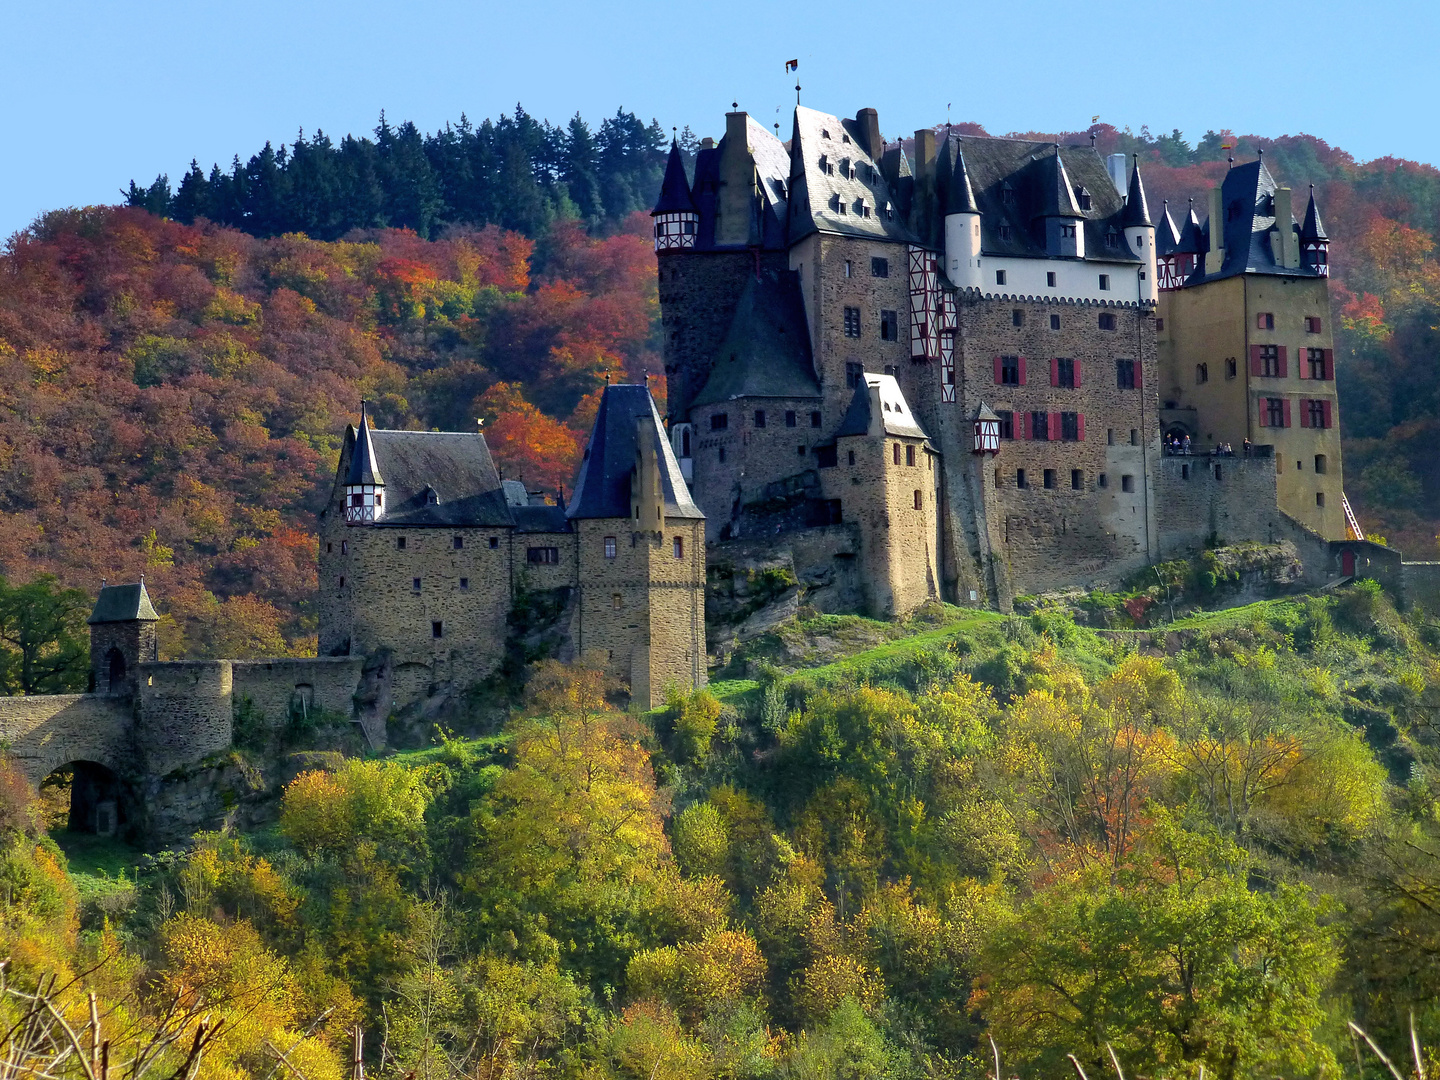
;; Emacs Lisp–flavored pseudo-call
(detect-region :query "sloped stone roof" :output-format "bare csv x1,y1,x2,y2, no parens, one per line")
690,268,820,409
89,582,158,624
567,385,703,521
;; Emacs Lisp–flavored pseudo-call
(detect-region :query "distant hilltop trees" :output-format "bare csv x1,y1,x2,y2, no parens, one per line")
124,107,674,240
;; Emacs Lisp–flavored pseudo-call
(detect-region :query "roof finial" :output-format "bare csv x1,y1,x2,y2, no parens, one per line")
732,101,738,110
1257,145,1264,161
1227,153,1234,170
360,398,367,422
604,369,611,384
101,577,106,589
795,81,801,106
139,572,145,584
1089,132,1096,149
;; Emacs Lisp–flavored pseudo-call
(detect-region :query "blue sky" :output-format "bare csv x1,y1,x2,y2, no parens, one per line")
4,0,1435,239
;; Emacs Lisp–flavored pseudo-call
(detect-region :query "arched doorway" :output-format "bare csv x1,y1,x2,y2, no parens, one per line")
40,761,127,837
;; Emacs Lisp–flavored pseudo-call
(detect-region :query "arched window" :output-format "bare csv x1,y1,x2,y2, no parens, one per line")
106,647,126,692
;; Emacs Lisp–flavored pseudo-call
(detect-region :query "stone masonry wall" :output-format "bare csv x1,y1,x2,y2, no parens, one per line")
0,694,136,783
230,657,366,726
136,661,233,777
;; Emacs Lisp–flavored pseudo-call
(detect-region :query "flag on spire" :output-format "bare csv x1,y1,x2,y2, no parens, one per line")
785,59,798,72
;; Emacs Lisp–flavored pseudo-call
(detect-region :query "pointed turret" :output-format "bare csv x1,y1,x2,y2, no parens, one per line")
1300,184,1330,276
940,135,983,289
939,136,978,215
652,139,700,252
1121,155,1152,227
1036,145,1085,257
344,403,386,523
1157,201,1181,256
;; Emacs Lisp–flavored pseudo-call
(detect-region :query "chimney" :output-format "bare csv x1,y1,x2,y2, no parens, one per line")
1205,184,1224,275
855,108,882,159
1106,153,1127,197
913,128,937,175
1273,186,1296,267
717,111,756,247
700,137,714,150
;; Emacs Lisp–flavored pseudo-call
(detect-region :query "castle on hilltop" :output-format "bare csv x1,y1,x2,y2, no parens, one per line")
652,104,1349,614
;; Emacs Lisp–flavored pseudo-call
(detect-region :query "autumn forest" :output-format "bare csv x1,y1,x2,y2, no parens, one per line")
5,106,1440,1080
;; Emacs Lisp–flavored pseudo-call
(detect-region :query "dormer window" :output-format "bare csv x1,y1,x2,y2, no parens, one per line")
842,133,851,144
425,486,440,505
1076,187,1092,211
998,224,1012,241
1001,183,1015,206
1061,224,1077,238
822,128,831,139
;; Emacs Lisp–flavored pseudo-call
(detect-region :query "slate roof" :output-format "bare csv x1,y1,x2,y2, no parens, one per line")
1301,185,1329,242
336,424,514,527
688,119,790,250
346,408,384,486
690,268,820,409
1121,157,1152,227
787,106,916,244
567,385,704,521
1157,201,1182,256
1177,199,1206,255
653,140,697,215
835,373,930,442
512,504,571,533
938,135,979,215
1189,159,1324,284
89,582,159,624
951,136,1141,263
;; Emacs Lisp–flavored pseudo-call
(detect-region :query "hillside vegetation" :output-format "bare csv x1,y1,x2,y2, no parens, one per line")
6,586,1440,1078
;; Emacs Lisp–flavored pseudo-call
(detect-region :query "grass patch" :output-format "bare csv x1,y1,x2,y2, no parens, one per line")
389,733,511,767
50,829,143,879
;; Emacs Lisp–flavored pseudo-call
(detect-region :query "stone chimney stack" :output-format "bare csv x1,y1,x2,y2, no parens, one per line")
855,108,882,159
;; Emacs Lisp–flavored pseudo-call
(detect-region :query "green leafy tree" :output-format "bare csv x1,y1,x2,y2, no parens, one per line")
0,575,90,695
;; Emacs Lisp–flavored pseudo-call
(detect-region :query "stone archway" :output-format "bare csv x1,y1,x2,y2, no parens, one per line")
40,760,128,837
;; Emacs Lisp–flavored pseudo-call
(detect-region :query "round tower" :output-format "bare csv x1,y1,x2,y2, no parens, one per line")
940,137,983,290
652,139,699,252
1121,155,1157,304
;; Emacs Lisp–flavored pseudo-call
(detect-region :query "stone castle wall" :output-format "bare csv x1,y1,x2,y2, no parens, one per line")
136,661,234,777
0,694,136,783
231,656,367,725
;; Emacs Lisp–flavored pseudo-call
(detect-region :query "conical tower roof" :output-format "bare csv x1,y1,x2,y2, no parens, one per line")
345,404,384,486
1121,155,1152,226
938,135,979,215
1037,145,1083,218
1300,184,1328,242
1157,200,1181,256
1176,198,1206,255
652,139,697,215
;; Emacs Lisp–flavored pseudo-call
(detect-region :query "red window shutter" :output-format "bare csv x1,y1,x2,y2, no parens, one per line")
1258,400,1268,427
1299,399,1310,427
1322,399,1333,428
1019,412,1028,439
1257,313,1265,329
1298,350,1308,379
1050,412,1061,441
994,356,1002,384
1074,360,1082,387
1277,346,1288,378
1250,345,1262,376
1018,357,1027,385
1050,358,1059,387
1077,414,1086,441
1282,398,1292,428
1323,349,1334,380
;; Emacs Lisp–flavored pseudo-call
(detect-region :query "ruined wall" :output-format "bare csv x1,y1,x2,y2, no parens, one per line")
1402,562,1440,613
0,695,136,783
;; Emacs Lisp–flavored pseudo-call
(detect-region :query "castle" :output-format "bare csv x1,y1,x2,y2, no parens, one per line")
653,104,1349,614
5,101,1419,847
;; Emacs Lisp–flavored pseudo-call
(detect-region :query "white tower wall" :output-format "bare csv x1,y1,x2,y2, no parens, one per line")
944,212,984,290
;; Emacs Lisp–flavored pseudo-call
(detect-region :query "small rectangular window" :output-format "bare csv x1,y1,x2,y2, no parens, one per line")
871,257,889,277
1306,316,1323,333
754,409,766,428
786,410,797,427
846,361,864,388
1308,399,1327,428
1121,474,1135,493
893,443,901,465
996,269,1007,286
489,536,499,549
1047,272,1057,287
1061,412,1079,441
797,444,807,457
1049,313,1060,330
432,621,443,638
1315,454,1328,474
998,224,1013,241
1226,357,1238,379
880,309,898,341
1099,313,1117,331
1260,344,1281,376
612,593,622,609
1307,348,1326,379
604,535,617,559
1316,492,1326,507
1116,359,1136,388
459,578,469,590
1099,473,1108,488
1196,362,1208,384
811,411,822,428
844,260,852,278
341,540,347,554
913,489,923,509
997,410,1014,440
1056,357,1075,387
1155,317,1165,331
1130,428,1138,445
527,547,560,564
844,306,862,337
1265,397,1286,427
1016,468,1027,488
1030,411,1050,441
1000,355,1020,386
848,449,856,465
710,412,728,431
1071,469,1083,490
1012,309,1024,327
1043,469,1056,490
1098,274,1111,291
397,536,407,550
906,445,916,466
453,535,464,550
673,536,684,559
413,577,422,591
1107,428,1115,446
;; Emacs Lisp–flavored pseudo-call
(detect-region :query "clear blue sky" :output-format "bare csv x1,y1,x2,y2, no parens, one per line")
5,0,1435,239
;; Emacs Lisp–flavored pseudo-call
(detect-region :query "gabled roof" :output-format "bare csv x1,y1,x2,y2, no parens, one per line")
691,269,820,409
787,105,916,244
1301,185,1329,242
335,425,514,527
89,582,159,624
1121,156,1152,227
345,406,383,486
938,135,979,215
652,140,697,215
1189,159,1325,284
835,373,930,442
1038,145,1084,218
567,385,703,521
